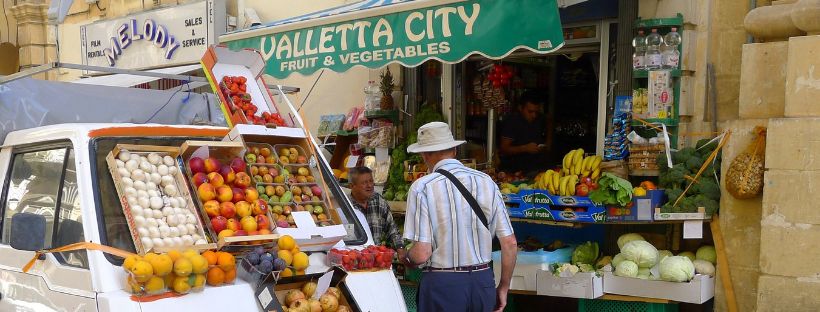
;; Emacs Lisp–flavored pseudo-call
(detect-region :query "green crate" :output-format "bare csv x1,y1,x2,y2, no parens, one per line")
406,268,423,282
578,299,678,312
401,284,418,312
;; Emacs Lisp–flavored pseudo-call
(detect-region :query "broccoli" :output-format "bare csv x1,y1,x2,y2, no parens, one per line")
678,197,698,213
695,179,721,201
691,194,719,215
696,138,718,156
665,188,684,203
685,157,703,171
660,166,688,188
656,153,670,172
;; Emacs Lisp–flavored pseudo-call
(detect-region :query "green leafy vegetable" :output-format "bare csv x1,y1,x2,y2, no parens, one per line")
571,241,600,266
589,173,633,206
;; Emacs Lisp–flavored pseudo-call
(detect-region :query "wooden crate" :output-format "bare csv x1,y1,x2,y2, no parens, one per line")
106,144,215,255
179,140,280,252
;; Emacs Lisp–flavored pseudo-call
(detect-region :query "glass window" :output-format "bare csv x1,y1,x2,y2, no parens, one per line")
54,150,88,269
2,148,67,247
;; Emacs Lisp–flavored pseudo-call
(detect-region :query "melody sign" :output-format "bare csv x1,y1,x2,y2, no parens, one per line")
81,1,216,69
223,0,564,79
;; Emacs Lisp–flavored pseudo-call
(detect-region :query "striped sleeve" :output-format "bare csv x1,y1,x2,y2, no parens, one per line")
492,188,514,237
403,185,432,243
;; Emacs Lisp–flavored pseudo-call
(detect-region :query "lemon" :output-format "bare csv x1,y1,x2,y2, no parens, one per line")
278,235,296,251
278,250,293,266
167,250,183,262
172,276,191,294
192,274,206,288
144,276,165,293
173,258,193,277
129,260,154,283
182,249,200,259
633,187,647,197
148,254,173,277
123,255,142,271
292,252,309,270
189,254,209,274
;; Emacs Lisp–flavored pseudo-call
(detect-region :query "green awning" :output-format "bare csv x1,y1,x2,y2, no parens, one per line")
220,0,565,79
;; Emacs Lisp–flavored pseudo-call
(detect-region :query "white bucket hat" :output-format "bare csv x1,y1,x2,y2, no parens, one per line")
407,122,466,153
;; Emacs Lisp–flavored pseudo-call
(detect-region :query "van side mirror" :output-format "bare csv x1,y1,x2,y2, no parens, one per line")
10,213,46,251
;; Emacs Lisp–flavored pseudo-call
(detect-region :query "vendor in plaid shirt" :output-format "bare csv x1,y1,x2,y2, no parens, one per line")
347,166,407,260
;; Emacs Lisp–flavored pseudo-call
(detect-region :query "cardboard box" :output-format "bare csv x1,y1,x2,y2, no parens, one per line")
653,207,710,221
201,45,289,128
492,248,573,292
536,270,603,299
648,70,675,119
602,270,715,304
256,266,361,312
506,190,607,223
274,211,345,252
608,189,665,221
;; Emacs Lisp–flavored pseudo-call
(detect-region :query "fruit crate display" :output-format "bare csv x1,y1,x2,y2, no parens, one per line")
123,250,237,296
578,298,678,312
106,144,215,255
327,245,396,272
266,267,360,312
180,140,280,252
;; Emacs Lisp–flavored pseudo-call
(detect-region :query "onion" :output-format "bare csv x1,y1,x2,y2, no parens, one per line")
157,165,169,176
166,215,178,227
168,166,178,175
126,196,137,206
152,238,164,248
116,159,125,168
192,234,202,241
194,239,207,245
137,227,149,238
117,168,131,179
138,197,150,209
163,155,175,166
156,219,167,228
164,184,178,196
158,225,170,237
118,151,131,162
176,197,187,208
169,197,179,208
134,216,146,227
162,206,174,217
177,224,189,236
130,205,143,217
149,196,163,209
163,237,174,247
160,175,175,187
169,227,180,238
171,237,183,247
147,190,159,198
185,214,198,225
121,177,134,188
147,153,162,165
145,217,158,228
149,227,161,239
149,173,162,185
136,191,149,201
186,224,197,235
151,209,163,219
125,160,138,172
131,169,146,182
133,181,147,191
124,187,137,197
141,237,153,250
182,235,195,246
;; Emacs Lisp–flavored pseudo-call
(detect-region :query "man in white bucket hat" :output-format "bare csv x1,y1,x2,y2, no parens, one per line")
403,121,518,312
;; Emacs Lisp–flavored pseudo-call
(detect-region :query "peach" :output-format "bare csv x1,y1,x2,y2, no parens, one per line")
256,214,270,230
204,157,221,173
234,172,251,188
252,199,268,216
203,200,221,218
198,183,217,201
219,202,236,219
226,218,240,231
235,201,252,218
240,216,258,232
216,185,233,203
211,216,228,233
244,188,259,202
232,187,246,202
217,229,234,240
189,157,206,174
219,166,236,184
192,172,209,187
207,172,224,187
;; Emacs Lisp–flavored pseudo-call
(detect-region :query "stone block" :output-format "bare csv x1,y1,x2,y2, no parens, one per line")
759,223,820,277
717,196,762,268
654,0,699,25
765,118,820,170
678,75,694,116
739,42,787,119
757,274,820,312
714,266,760,312
715,75,740,121
714,0,749,29
714,30,747,76
638,0,658,19
681,30,698,72
763,170,820,225
786,35,820,117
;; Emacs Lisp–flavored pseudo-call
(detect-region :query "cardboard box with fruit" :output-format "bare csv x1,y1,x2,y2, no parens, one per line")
238,235,310,289
106,144,216,255
256,266,360,312
328,245,395,272
201,45,291,128
180,141,280,252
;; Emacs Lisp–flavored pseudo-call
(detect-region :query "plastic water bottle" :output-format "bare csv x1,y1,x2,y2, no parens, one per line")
363,81,380,111
632,30,646,70
662,27,681,69
645,28,663,70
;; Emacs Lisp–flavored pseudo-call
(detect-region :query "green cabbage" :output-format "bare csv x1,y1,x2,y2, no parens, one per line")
611,253,626,268
696,245,717,264
637,267,651,280
658,250,674,262
617,233,645,250
621,240,659,268
678,251,696,261
615,260,639,278
572,241,600,266
659,256,695,282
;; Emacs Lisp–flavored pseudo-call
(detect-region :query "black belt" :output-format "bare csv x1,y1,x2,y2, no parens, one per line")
426,263,491,273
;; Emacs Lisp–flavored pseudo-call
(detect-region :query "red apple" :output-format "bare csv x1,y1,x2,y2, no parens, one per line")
244,188,259,202
575,184,590,197
198,183,217,201
234,172,252,188
226,218,240,231
192,172,209,187
232,187,246,202
233,230,248,236
204,157,221,173
189,157,206,174
216,185,234,203
220,202,237,218
589,182,599,190
580,177,593,186
252,199,268,216
256,214,270,230
207,172,225,187
229,157,247,173
211,216,228,233
310,185,322,197
219,166,236,184
203,200,221,218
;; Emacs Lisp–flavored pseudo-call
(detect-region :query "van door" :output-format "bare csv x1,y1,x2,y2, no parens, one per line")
0,144,96,311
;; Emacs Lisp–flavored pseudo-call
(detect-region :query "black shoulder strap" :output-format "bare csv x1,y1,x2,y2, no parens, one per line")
435,169,489,230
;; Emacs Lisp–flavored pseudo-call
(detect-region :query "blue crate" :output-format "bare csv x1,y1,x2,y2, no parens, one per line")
506,190,607,223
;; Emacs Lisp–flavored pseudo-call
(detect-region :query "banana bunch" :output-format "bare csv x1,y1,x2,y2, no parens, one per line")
562,149,603,181
557,174,578,196
534,170,562,195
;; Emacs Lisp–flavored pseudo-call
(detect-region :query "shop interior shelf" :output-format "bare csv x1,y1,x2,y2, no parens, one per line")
632,68,682,79
509,217,711,227
635,13,684,29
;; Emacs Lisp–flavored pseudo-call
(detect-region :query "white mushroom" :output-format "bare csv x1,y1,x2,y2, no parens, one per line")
163,155,176,166
157,165,169,176
147,153,162,165
164,184,178,196
117,168,131,179
116,159,125,168
118,150,131,162
125,159,139,172
149,196,163,209
152,238,165,248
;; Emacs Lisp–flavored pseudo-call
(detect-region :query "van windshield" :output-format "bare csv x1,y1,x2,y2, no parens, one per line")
90,137,367,263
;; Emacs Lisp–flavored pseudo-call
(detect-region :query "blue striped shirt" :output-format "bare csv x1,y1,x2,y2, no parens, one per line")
403,159,514,268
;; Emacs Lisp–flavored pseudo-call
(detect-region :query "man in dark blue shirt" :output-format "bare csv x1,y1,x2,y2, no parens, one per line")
499,92,547,175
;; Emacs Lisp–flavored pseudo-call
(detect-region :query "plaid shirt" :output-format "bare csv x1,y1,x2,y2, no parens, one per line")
351,193,403,249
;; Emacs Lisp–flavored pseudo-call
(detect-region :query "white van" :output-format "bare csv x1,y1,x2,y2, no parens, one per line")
0,123,405,311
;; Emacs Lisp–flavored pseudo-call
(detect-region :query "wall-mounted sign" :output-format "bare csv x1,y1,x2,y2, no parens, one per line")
80,0,225,70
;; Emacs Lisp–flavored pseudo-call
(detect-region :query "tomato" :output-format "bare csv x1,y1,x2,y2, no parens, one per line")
239,84,247,92
238,76,247,84
639,181,657,190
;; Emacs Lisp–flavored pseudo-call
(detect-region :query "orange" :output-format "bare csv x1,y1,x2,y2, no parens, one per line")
278,235,296,251
148,254,173,277
216,252,236,271
292,246,300,254
201,250,218,266
144,276,165,293
280,268,293,278
130,260,154,282
206,267,225,286
123,255,142,271
296,270,305,276
224,268,237,283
